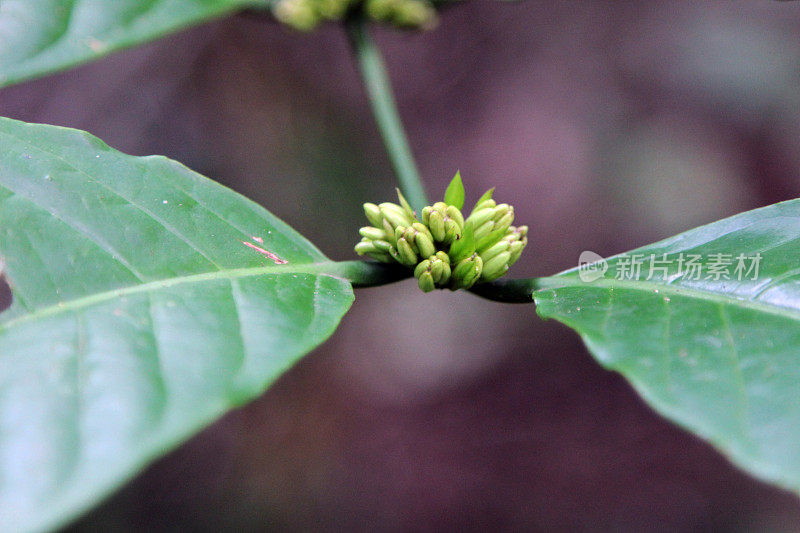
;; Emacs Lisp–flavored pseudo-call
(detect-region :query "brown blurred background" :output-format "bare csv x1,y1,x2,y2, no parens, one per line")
3,1,800,531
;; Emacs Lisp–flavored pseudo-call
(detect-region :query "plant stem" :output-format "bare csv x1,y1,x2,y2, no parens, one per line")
335,259,539,303
342,19,536,303
468,278,541,303
329,260,411,287
346,17,429,212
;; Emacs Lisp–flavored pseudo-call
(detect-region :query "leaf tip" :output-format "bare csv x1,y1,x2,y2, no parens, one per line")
444,170,465,210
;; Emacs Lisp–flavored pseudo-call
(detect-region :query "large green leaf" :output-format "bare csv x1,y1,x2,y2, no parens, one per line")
0,0,266,88
534,200,800,494
0,116,354,532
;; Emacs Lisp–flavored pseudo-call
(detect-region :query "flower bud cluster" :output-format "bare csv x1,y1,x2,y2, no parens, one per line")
273,0,437,32
354,199,435,266
421,202,464,245
355,175,527,293
466,196,527,283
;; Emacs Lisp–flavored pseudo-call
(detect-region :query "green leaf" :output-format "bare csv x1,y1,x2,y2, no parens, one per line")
468,187,494,218
474,187,494,208
534,199,800,495
448,218,475,264
0,116,354,532
443,170,464,209
0,0,266,89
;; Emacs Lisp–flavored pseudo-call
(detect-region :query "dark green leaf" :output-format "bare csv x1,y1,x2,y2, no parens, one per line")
534,199,800,494
0,0,266,88
0,117,353,531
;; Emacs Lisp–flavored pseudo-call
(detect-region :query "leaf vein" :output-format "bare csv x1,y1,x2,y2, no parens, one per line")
0,130,223,270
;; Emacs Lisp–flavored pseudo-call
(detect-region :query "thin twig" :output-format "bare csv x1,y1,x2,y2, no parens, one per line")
345,16,430,212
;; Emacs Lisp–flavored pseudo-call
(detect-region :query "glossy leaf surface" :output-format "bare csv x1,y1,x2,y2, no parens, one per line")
534,200,800,494
0,117,353,532
0,0,265,88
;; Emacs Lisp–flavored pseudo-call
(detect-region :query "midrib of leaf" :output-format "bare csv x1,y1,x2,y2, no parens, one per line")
535,275,800,323
0,262,351,331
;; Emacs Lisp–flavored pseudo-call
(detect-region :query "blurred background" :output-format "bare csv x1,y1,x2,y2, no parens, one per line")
3,1,800,530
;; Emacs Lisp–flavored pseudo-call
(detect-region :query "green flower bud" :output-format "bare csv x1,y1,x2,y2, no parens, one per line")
507,240,525,266
481,266,509,283
380,203,413,229
383,219,398,245
412,254,448,292
465,256,483,287
379,201,407,217
494,210,514,235
354,240,378,255
277,0,437,33
368,252,394,262
493,225,525,254
429,255,450,284
415,231,436,258
396,237,418,265
372,239,394,253
476,215,519,252
466,207,495,228
414,258,432,279
365,0,397,21
394,225,407,245
506,226,528,244
451,254,483,290
411,222,433,241
401,227,423,256
355,240,394,263
451,256,473,281
473,220,494,242
421,205,432,226
317,0,349,19
273,0,319,31
480,251,511,282
359,226,386,241
443,218,461,244
438,260,451,284
417,271,436,293
428,210,447,241
492,204,511,222
364,203,384,228
472,198,496,213
429,258,443,281
460,254,483,289
480,240,510,263
445,205,465,230
393,0,437,29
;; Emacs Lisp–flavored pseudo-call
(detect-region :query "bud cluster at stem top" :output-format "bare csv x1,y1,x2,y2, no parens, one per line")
355,171,528,293
273,0,438,31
